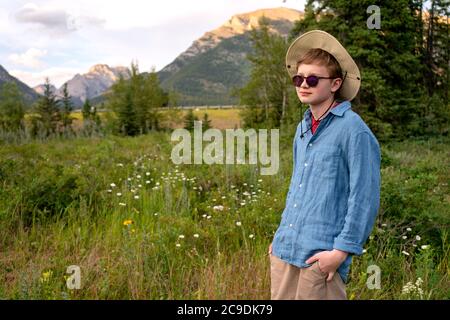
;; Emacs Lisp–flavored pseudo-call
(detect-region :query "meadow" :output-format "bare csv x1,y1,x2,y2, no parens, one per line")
0,110,449,299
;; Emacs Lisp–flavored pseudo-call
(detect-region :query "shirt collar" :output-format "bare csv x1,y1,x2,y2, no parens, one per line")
303,100,351,120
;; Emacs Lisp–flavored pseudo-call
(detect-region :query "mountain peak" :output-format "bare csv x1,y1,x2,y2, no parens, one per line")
158,7,303,106
88,64,112,74
0,64,40,103
223,7,302,34
33,83,57,95
160,7,302,76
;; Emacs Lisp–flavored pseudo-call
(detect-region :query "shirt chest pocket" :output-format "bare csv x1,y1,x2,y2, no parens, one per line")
311,146,341,180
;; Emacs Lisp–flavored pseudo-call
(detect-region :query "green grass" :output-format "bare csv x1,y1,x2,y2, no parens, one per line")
0,131,448,299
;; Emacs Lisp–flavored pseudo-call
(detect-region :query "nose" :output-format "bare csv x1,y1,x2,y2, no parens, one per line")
300,79,309,88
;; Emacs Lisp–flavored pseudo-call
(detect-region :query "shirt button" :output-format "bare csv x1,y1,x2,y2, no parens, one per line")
293,203,297,207
304,162,308,167
289,224,293,227
299,184,302,188
309,143,313,147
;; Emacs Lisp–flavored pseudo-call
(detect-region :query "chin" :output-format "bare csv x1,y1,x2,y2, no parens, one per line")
298,95,314,105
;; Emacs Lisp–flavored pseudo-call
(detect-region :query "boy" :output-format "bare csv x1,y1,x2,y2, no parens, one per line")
269,30,381,300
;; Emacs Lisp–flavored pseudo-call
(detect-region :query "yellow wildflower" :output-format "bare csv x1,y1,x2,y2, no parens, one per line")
40,270,53,283
123,219,133,226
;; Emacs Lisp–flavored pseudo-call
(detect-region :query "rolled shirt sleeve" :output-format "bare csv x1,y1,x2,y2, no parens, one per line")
333,131,381,255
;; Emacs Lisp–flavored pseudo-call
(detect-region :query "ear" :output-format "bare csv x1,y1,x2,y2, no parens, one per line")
331,78,343,93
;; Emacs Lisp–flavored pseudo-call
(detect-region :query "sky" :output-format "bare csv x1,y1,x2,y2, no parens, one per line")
0,0,306,88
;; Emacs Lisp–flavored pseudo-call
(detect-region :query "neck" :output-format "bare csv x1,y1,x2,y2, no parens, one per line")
310,96,338,121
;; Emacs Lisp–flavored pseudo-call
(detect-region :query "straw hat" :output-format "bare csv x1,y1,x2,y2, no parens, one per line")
286,30,361,101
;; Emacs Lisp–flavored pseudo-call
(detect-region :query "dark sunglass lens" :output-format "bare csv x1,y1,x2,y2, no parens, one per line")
292,75,304,87
306,76,319,87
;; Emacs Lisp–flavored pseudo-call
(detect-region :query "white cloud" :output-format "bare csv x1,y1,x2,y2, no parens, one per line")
2,0,306,87
14,2,104,35
0,8,11,33
15,3,72,32
8,48,48,69
9,67,80,88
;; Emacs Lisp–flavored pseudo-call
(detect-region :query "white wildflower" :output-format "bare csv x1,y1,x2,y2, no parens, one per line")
416,277,423,286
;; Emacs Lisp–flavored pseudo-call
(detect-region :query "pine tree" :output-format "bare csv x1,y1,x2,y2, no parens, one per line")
119,89,139,136
60,83,73,131
106,61,168,136
184,109,199,131
289,0,435,140
202,113,212,130
143,69,167,131
91,105,102,127
0,82,26,132
423,0,449,101
82,98,92,121
32,78,60,137
239,16,292,128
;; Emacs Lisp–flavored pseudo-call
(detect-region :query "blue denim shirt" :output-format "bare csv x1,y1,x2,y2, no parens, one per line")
271,100,381,284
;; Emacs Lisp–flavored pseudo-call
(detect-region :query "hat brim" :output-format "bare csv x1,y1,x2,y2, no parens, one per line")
286,30,361,101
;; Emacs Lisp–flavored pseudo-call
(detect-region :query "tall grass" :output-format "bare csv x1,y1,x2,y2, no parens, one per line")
0,130,448,299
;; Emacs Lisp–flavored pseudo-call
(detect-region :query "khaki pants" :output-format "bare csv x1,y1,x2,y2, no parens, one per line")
270,254,347,300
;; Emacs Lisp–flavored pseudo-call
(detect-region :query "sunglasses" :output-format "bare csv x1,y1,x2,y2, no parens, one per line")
292,75,336,87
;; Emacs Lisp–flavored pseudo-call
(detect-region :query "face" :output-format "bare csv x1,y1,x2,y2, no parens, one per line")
295,63,342,106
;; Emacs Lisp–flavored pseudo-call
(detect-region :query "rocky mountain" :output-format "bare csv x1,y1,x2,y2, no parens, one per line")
0,64,40,104
34,64,130,108
60,64,130,105
33,83,57,95
158,7,303,105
